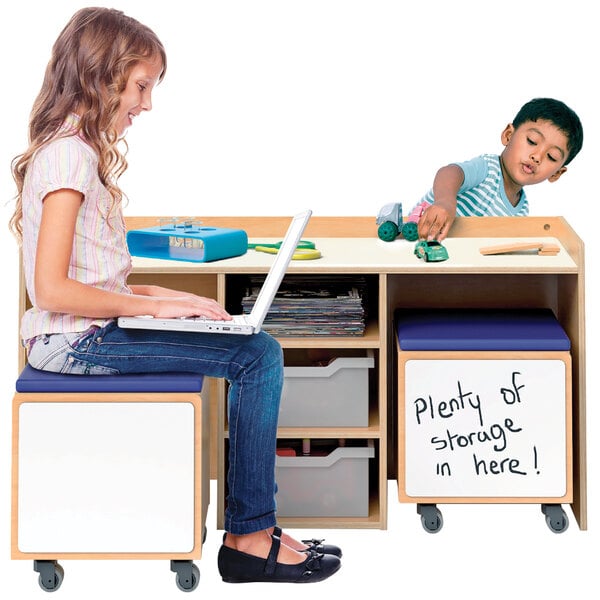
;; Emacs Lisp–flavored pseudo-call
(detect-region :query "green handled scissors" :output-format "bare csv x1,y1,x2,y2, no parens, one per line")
248,239,321,260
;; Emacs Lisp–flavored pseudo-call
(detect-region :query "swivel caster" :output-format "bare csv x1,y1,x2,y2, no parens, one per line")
541,504,569,533
171,560,200,592
34,560,64,592
417,503,443,533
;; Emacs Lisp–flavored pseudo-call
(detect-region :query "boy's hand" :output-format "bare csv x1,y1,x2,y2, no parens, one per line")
417,204,454,241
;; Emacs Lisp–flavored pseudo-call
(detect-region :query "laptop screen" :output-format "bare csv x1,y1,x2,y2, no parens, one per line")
249,210,311,328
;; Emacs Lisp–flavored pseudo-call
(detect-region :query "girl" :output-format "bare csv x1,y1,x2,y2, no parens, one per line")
9,7,341,584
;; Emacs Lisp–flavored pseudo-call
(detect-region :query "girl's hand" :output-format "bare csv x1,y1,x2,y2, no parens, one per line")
129,284,231,319
152,294,232,320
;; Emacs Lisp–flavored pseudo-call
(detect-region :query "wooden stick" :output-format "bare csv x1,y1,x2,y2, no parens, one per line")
480,242,560,256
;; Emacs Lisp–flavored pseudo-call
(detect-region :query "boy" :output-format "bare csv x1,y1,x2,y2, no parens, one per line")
416,98,583,241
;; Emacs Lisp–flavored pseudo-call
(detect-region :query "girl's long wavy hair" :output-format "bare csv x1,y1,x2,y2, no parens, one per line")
9,7,166,242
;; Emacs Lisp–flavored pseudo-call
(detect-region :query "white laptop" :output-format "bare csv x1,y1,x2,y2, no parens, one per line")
117,210,312,335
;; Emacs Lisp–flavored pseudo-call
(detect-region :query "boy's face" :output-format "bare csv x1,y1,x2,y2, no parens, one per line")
500,119,569,189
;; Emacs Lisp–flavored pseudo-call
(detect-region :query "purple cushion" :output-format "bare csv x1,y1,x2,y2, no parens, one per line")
396,309,570,351
16,364,204,393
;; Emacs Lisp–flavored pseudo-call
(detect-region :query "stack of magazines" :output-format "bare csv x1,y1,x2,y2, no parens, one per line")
241,275,368,336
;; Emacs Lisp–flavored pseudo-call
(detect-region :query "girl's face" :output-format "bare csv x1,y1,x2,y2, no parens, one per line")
116,55,163,136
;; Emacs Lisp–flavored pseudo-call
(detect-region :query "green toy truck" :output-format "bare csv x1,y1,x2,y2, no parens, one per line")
376,202,422,242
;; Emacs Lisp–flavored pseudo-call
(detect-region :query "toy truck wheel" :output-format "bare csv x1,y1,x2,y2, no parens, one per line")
377,221,399,242
401,221,419,241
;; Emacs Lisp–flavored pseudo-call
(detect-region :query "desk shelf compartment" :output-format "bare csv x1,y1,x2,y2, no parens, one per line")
279,349,375,428
275,439,376,518
225,273,377,339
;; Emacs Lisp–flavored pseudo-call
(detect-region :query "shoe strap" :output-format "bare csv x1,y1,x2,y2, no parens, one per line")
265,531,281,576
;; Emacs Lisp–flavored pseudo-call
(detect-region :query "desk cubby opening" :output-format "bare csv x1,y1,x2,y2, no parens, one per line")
222,347,380,435
386,272,579,321
224,273,379,338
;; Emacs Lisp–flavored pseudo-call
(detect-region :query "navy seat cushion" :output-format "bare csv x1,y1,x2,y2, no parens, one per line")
396,308,570,351
16,364,204,393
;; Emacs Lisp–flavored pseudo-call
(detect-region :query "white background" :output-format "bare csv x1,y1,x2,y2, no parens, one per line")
0,1,597,598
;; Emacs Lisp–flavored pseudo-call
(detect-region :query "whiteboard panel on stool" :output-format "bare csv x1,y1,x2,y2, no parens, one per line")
17,401,195,553
398,352,572,502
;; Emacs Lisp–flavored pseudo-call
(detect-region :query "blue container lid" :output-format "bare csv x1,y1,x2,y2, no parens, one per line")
16,364,204,393
396,308,570,351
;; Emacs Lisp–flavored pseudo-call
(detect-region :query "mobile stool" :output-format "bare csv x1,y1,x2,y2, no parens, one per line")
11,365,208,592
396,309,572,534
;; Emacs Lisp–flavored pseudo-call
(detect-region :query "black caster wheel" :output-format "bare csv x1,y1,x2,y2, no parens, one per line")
34,560,64,592
542,504,569,533
417,504,443,533
378,221,399,242
171,560,200,592
401,221,419,241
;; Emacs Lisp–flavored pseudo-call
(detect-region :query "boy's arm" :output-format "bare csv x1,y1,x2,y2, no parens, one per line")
418,164,464,241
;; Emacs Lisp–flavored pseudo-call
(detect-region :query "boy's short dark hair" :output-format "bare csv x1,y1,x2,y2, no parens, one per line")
513,98,583,165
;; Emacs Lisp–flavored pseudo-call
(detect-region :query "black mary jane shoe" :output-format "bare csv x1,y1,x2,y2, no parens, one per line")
272,526,343,558
218,530,341,583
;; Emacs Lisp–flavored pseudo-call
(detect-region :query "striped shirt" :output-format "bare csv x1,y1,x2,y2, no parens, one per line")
418,154,529,217
20,113,133,342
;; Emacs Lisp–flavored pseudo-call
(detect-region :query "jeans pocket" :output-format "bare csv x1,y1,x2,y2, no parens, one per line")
60,356,120,375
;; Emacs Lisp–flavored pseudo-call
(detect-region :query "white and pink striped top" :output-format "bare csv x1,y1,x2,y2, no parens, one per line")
20,113,133,342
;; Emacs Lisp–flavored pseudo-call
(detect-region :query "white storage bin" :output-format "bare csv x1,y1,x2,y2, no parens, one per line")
275,442,375,517
279,353,374,427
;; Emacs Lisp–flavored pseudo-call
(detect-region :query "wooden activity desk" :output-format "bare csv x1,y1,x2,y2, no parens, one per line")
16,215,587,531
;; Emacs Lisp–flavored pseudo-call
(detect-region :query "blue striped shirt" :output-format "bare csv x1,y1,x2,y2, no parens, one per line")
418,154,529,217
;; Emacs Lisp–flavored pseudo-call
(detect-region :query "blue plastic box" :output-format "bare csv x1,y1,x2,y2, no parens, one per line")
127,224,247,263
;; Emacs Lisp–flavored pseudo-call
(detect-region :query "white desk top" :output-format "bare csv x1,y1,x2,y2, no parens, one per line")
130,236,577,274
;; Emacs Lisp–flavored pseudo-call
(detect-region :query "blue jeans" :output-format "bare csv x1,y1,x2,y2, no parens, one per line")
27,320,283,535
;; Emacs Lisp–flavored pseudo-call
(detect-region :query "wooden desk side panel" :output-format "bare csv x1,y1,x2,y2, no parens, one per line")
560,250,586,529
377,273,388,526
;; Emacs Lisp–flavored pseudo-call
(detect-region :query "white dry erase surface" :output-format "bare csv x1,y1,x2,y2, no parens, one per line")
17,402,195,553
403,359,567,498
